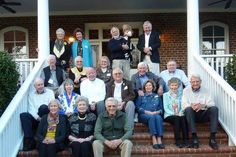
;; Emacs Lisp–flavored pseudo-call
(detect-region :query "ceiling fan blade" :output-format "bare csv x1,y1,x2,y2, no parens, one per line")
225,0,232,9
2,5,16,13
208,0,226,6
3,2,21,6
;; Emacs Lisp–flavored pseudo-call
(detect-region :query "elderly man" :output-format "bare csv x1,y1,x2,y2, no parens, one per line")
20,77,55,151
108,26,131,80
93,97,133,157
69,56,87,94
80,67,106,115
160,60,190,92
50,28,71,71
182,74,219,150
106,68,135,129
41,54,66,94
137,21,161,75
131,62,165,97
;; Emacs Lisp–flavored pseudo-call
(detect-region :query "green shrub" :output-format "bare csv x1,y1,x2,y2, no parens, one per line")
0,51,19,116
224,53,236,90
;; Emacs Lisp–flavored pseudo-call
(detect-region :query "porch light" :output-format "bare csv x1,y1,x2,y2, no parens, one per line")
68,36,75,43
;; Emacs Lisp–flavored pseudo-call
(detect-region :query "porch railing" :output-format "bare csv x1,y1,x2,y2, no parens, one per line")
193,54,236,146
15,58,38,85
201,54,233,78
0,58,47,157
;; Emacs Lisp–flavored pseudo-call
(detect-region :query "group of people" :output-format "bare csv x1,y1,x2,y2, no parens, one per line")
19,20,219,157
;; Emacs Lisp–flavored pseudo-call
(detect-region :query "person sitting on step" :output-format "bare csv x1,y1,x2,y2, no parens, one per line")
182,74,219,150
37,100,67,157
135,79,165,149
20,77,55,151
163,77,190,148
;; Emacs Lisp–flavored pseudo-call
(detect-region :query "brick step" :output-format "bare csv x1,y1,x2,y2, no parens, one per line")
18,144,236,157
131,132,228,145
134,123,224,133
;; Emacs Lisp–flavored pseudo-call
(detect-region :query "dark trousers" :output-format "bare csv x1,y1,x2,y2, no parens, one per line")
38,143,61,157
165,115,188,142
20,105,49,139
184,106,218,134
70,141,94,157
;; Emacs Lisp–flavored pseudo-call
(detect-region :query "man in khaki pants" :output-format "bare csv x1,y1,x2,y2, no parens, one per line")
93,97,133,157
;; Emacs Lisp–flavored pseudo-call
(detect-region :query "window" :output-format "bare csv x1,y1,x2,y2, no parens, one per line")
0,26,29,58
200,22,229,55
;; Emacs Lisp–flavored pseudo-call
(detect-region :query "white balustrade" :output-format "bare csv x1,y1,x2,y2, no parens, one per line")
15,59,38,85
193,54,236,146
201,54,233,78
0,58,46,157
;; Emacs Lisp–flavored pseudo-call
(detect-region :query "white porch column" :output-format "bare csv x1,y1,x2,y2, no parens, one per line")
187,0,200,76
37,0,50,60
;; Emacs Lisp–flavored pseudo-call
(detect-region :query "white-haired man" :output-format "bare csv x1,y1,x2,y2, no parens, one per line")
182,74,219,150
105,68,135,129
20,77,55,151
160,60,190,92
41,54,66,94
93,97,133,157
108,26,131,80
80,67,106,115
137,21,161,75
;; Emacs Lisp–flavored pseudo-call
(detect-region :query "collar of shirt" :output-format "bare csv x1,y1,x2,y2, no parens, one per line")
192,87,201,93
35,89,45,94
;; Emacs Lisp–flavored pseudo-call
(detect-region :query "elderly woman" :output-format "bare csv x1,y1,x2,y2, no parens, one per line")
136,79,164,149
96,56,112,83
50,28,71,71
68,96,96,157
71,28,93,67
69,56,87,94
37,99,67,157
58,79,79,117
163,77,189,148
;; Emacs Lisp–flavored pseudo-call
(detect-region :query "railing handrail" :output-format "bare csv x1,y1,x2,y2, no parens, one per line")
0,58,45,132
200,54,233,58
0,57,46,157
14,58,38,62
193,54,236,145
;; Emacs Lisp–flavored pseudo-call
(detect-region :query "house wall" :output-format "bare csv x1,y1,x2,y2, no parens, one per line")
1,12,236,73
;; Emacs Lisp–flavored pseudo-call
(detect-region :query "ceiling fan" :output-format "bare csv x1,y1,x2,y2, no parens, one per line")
0,0,21,13
208,0,233,9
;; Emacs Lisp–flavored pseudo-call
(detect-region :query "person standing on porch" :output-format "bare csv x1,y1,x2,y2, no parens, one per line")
108,26,130,80
71,28,93,67
50,28,71,71
137,21,161,75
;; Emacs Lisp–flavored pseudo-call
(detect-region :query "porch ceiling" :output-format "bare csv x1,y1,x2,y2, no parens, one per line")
0,0,236,17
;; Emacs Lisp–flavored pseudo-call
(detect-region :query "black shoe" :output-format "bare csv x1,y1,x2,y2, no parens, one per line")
175,141,184,148
191,138,199,149
23,139,36,151
182,140,191,148
153,143,165,149
209,139,219,150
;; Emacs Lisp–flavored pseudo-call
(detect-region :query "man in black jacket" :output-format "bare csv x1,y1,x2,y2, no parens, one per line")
41,54,66,94
137,21,161,75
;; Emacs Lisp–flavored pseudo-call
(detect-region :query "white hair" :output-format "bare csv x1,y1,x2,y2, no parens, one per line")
56,28,65,35
137,62,148,69
190,74,202,81
143,21,152,29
